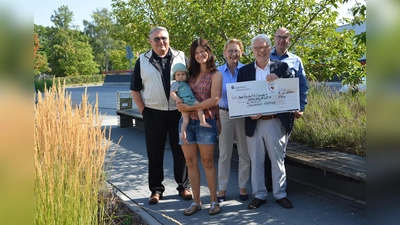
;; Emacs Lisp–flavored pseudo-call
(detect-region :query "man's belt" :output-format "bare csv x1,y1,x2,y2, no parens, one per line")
259,114,278,120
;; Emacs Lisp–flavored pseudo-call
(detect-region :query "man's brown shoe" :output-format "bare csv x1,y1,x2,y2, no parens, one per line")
179,189,193,200
149,193,162,205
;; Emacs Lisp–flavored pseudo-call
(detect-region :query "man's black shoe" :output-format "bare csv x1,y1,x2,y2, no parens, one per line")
248,198,266,209
275,197,293,209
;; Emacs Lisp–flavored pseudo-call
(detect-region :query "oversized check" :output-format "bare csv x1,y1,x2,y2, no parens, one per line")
226,78,300,119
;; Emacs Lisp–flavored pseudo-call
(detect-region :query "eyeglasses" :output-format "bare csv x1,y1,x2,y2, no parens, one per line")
252,46,270,52
153,37,168,42
275,35,289,41
227,49,241,54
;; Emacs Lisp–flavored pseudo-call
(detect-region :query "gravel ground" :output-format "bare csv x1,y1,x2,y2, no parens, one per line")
102,188,148,225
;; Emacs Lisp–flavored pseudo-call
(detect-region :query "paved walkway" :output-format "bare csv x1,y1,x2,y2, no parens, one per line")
66,85,366,225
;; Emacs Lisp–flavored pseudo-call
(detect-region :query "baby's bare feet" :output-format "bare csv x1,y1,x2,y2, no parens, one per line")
182,137,189,145
180,132,189,144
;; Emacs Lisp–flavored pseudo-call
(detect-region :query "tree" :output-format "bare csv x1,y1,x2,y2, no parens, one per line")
335,0,366,87
51,5,74,29
342,0,366,45
34,33,50,75
55,40,99,76
46,28,98,76
83,8,117,72
111,0,366,85
109,45,131,70
36,6,99,77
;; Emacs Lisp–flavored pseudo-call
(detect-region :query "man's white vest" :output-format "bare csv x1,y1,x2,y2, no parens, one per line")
139,48,186,111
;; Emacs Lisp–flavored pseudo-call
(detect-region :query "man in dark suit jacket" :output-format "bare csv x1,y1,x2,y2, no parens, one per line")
237,34,294,210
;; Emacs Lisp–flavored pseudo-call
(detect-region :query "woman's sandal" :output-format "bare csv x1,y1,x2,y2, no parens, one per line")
208,202,221,215
184,202,201,216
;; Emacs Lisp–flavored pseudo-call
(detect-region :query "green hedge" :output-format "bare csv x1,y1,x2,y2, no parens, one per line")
57,74,106,85
34,74,106,92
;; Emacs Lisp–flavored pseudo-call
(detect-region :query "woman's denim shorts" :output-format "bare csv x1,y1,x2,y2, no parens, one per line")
178,117,218,145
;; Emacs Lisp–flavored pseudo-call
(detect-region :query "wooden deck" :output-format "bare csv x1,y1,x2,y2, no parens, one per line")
286,142,366,182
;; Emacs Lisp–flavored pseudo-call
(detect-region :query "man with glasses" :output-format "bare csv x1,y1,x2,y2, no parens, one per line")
237,34,295,209
264,27,309,193
130,26,192,205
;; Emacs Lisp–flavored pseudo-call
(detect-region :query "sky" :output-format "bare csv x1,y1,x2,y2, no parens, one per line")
33,0,113,30
29,0,362,29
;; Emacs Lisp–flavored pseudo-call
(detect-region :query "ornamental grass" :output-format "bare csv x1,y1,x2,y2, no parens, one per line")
34,81,111,224
292,82,366,157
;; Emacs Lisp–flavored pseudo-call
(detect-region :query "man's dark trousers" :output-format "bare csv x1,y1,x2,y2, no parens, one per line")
142,107,190,194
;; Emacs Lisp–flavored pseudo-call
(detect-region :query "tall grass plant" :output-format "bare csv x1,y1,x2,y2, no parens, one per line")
34,82,111,224
291,82,366,157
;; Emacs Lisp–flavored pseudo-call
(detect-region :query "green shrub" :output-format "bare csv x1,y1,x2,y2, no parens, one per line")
34,79,54,92
291,82,366,157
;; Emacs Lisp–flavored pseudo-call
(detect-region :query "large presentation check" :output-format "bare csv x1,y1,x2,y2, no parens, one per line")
226,78,300,119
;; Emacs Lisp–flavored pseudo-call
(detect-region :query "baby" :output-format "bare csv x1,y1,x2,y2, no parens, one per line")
170,63,211,144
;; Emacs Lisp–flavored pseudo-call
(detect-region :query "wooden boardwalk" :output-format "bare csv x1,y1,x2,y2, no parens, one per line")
286,142,366,182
